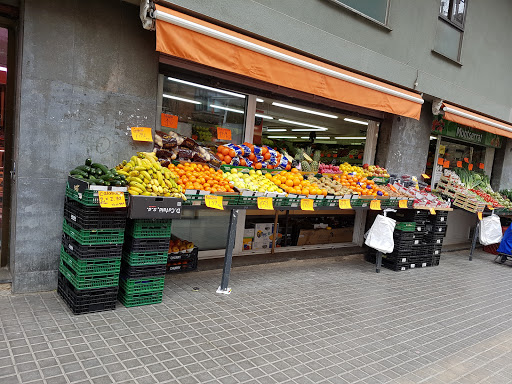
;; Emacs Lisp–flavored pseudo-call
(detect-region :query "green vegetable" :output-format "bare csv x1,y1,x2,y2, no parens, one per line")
70,169,88,178
85,158,92,166
91,163,109,175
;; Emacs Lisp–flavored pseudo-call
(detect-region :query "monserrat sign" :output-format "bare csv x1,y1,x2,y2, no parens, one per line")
432,117,502,148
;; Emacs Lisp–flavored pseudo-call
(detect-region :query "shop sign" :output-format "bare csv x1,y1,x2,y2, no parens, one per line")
431,118,502,148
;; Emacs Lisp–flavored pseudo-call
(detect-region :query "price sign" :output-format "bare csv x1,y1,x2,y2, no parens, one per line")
429,208,436,215
301,198,314,211
479,163,485,170
161,113,178,129
98,191,126,208
468,164,473,171
399,199,408,209
217,127,232,141
370,200,381,210
437,158,444,165
131,127,153,142
443,160,450,168
205,195,224,210
456,161,462,168
422,174,430,179
478,212,483,221
339,199,352,209
487,205,494,210
464,158,469,163
257,196,274,210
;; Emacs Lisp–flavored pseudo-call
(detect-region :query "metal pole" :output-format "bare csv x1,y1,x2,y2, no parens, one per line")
271,210,279,254
218,209,239,294
469,222,479,261
376,251,382,273
284,210,290,247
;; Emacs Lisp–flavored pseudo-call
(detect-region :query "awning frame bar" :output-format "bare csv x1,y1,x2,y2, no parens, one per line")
443,106,512,133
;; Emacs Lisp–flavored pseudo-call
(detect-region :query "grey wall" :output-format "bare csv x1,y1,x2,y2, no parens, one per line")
12,0,158,293
491,139,512,192
163,0,512,122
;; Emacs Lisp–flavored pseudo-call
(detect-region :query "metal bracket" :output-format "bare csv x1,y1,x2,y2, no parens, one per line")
140,0,156,31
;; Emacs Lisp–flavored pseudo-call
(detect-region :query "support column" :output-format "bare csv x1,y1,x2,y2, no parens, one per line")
217,209,239,294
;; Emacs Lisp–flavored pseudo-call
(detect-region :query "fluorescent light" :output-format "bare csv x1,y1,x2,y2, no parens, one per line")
335,136,366,140
430,136,437,140
344,118,369,125
279,119,328,131
256,98,264,103
265,129,287,132
168,77,246,98
301,136,330,140
272,102,338,119
209,104,244,114
162,94,202,104
255,113,273,120
0,66,6,72
268,136,297,139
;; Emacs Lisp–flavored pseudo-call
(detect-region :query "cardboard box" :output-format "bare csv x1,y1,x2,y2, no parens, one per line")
244,228,255,238
243,238,253,250
254,223,278,241
297,227,353,245
252,240,272,250
128,195,182,219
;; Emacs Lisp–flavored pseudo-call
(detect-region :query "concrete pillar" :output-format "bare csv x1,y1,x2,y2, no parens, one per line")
491,138,512,191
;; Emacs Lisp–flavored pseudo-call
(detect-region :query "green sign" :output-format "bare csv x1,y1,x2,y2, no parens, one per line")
432,117,503,148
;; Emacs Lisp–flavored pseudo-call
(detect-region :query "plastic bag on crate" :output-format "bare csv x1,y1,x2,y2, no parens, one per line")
479,214,503,246
364,214,396,254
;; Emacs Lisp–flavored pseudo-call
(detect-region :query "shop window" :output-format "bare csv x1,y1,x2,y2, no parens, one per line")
158,75,247,147
434,0,467,63
327,0,389,25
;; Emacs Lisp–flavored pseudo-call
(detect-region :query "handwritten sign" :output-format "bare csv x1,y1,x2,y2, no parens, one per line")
437,158,444,165
399,199,408,209
422,174,430,179
205,195,224,210
468,164,473,171
98,191,126,208
370,200,381,210
257,196,274,210
339,199,352,209
161,113,178,129
443,160,450,168
478,212,483,221
429,208,436,215
301,198,314,211
479,163,485,170
456,161,462,168
131,127,153,142
217,127,232,141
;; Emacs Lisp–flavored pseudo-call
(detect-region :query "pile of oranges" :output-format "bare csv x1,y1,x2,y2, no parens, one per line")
268,168,327,196
168,163,234,193
332,173,388,196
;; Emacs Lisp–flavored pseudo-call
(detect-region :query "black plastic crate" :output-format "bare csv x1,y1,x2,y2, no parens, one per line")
390,210,428,223
57,272,117,315
381,259,409,271
62,233,123,260
120,263,167,278
427,244,443,256
425,233,445,245
167,247,199,262
393,230,416,240
123,236,170,253
64,199,127,230
166,257,197,273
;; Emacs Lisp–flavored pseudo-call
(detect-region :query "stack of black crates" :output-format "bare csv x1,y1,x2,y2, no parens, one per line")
118,219,172,307
366,209,449,271
59,189,127,314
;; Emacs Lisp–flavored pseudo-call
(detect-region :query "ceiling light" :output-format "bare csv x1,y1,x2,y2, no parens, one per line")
301,136,330,140
256,98,264,103
279,119,328,131
344,118,369,125
209,104,244,114
255,113,273,120
265,129,287,132
168,77,246,98
335,136,366,139
268,136,297,139
163,94,202,104
272,102,338,118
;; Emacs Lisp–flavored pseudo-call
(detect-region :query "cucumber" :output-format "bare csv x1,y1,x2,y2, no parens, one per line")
91,163,109,175
88,175,98,181
75,165,92,173
85,158,92,166
112,180,123,187
70,169,88,178
94,179,105,185
100,174,114,181
104,181,111,186
72,174,84,179
109,168,118,176
93,168,103,176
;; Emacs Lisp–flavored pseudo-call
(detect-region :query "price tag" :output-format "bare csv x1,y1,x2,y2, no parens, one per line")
98,191,126,208
437,158,444,165
478,212,483,220
487,205,494,210
339,199,352,209
421,174,430,179
443,160,450,168
456,161,462,168
131,127,153,142
429,208,436,215
205,195,224,210
479,163,485,169
464,158,469,163
161,113,178,129
257,196,274,210
217,127,232,141
468,164,473,171
370,200,381,210
301,198,314,211
399,199,408,208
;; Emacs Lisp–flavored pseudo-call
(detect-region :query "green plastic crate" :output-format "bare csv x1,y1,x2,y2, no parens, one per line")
182,193,205,206
60,247,121,275
237,195,258,206
122,250,168,266
118,290,163,307
65,185,128,207
127,219,173,239
59,261,119,290
119,276,165,294
62,219,125,245
395,222,416,232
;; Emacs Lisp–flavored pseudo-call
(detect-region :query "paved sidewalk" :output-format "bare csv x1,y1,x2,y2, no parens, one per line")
1,250,512,384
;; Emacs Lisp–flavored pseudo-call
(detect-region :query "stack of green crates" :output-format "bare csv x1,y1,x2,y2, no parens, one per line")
118,219,172,307
59,192,127,315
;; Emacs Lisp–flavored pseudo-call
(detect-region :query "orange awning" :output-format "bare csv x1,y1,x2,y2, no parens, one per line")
153,5,423,120
442,103,512,139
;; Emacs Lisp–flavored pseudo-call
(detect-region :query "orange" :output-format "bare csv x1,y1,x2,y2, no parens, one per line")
291,168,298,173
286,179,294,187
293,179,300,186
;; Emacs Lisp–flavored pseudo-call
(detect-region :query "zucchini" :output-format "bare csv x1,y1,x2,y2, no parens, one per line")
91,163,109,175
94,179,105,185
109,168,118,176
88,175,98,181
100,174,114,181
70,169,88,178
112,180,123,187
93,168,103,176
85,158,92,166
75,165,92,173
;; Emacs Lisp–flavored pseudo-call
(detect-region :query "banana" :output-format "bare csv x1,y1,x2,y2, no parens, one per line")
135,157,142,167
130,156,138,164
152,179,159,187
164,179,172,188
151,192,158,196
134,166,146,172
146,185,153,191
117,170,129,176
128,188,140,195
140,171,151,180
129,186,144,194
141,158,152,169
142,191,151,196
164,193,171,197
129,182,146,191
157,186,164,194
129,170,140,177
163,188,169,194
127,176,143,184
157,172,164,185
122,164,133,172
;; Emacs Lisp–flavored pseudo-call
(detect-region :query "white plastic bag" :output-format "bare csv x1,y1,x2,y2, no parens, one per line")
479,214,502,245
365,214,396,254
